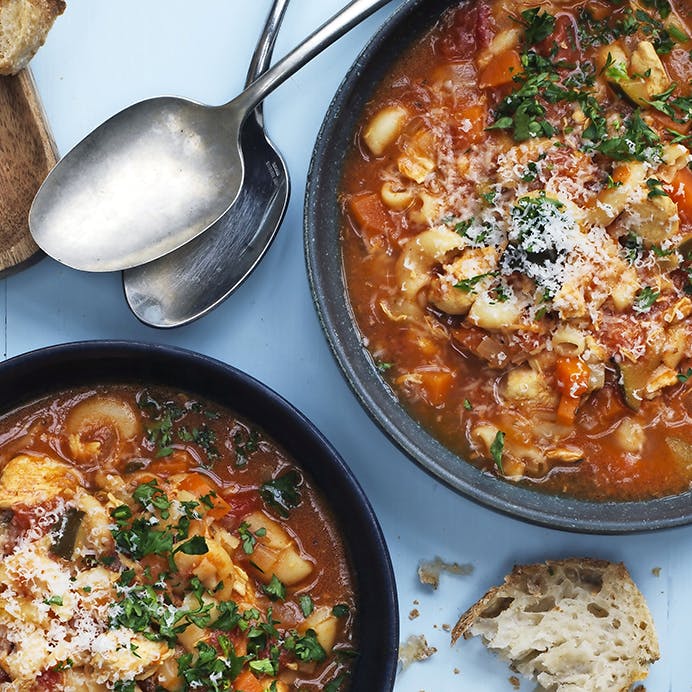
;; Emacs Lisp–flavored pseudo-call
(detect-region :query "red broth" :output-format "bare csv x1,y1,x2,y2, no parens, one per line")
341,0,692,500
0,386,355,690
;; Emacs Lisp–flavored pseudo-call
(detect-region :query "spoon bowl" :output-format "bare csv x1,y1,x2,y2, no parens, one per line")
29,0,394,273
123,0,291,327
31,98,244,271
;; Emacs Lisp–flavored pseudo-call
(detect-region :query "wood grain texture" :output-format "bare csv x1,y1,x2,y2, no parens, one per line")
0,68,57,275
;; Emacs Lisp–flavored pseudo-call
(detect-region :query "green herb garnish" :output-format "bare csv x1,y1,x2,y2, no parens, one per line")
490,431,505,473
260,470,302,518
633,286,660,313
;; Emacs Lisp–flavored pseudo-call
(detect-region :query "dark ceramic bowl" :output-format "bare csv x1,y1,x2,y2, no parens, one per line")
0,341,398,690
304,0,692,533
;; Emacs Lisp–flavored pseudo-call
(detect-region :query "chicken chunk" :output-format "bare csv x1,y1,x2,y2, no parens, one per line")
0,455,83,509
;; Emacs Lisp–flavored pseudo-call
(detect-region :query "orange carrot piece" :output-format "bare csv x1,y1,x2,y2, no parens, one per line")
478,49,522,88
233,670,265,692
348,192,390,234
456,103,488,144
670,166,692,225
554,357,590,425
177,472,230,519
419,370,454,407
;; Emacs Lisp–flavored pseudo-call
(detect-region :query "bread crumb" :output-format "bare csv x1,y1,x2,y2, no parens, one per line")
413,599,419,605
453,668,460,675
651,567,661,577
418,556,474,589
442,623,451,632
398,634,437,670
509,675,521,689
409,608,420,620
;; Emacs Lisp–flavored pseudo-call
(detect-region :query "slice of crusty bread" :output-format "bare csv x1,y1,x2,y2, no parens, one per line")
0,0,65,75
452,558,659,692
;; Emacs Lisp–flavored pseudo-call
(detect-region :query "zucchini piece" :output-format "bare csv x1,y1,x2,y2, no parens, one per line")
616,359,657,411
666,437,692,474
50,507,85,559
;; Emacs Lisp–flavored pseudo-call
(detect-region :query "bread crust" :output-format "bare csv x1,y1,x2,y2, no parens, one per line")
0,0,66,75
453,558,660,692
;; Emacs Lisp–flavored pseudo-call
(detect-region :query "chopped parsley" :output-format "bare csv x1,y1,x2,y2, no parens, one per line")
453,218,474,236
633,286,660,313
646,178,668,198
299,594,314,617
490,431,505,473
238,521,266,554
285,629,327,663
325,675,349,692
260,470,302,518
593,110,661,162
678,368,692,383
137,391,221,463
332,604,350,618
463,399,473,411
454,271,498,293
44,595,63,607
178,638,244,692
516,7,556,46
621,232,644,264
263,575,287,602
233,427,261,466
641,0,671,19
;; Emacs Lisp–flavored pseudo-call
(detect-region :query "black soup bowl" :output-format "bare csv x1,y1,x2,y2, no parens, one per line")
304,0,692,533
0,340,398,690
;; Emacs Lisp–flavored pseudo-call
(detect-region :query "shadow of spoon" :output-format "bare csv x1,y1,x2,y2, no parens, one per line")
123,0,291,329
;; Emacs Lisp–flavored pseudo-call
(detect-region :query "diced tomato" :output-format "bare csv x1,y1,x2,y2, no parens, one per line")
538,14,580,63
478,50,522,88
35,670,61,690
436,1,495,61
221,490,263,525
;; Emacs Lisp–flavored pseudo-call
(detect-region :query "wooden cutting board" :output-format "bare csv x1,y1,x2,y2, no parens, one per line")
0,69,58,276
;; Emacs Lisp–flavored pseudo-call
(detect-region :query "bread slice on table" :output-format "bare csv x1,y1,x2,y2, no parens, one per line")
452,558,659,692
0,0,66,75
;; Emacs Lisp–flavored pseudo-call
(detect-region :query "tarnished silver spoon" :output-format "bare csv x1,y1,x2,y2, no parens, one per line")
123,0,290,328
29,0,394,272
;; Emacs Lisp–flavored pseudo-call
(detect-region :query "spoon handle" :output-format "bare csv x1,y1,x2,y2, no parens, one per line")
246,0,291,85
229,0,395,114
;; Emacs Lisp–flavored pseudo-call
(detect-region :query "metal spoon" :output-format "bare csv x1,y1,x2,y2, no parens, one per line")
123,0,290,328
29,0,394,272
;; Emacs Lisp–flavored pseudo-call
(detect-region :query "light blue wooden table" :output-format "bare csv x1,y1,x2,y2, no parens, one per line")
10,1,691,689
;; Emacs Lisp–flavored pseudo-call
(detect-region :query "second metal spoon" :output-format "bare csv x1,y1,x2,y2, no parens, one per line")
30,0,394,272
123,0,290,328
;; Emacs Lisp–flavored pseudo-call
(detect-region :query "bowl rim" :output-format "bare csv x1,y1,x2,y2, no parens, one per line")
0,340,399,690
303,0,692,534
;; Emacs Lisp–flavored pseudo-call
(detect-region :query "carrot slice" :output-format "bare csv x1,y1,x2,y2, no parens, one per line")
177,472,230,519
456,103,488,145
478,49,522,88
670,166,692,225
233,670,265,692
419,370,454,407
554,357,590,425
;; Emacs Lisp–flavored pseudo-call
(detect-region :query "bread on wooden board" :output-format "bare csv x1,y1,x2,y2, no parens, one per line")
0,0,65,75
452,558,659,692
